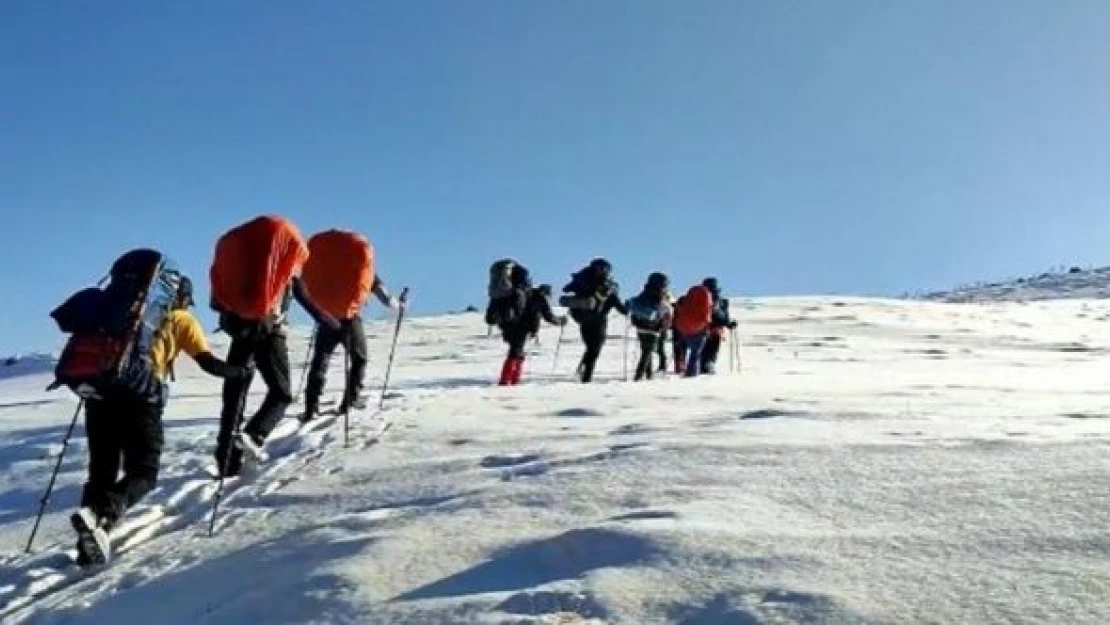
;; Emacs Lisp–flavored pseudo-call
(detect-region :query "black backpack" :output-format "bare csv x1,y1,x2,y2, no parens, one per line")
48,249,183,400
485,259,529,326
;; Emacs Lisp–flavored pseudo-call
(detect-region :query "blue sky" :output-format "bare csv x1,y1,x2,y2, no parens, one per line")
2,1,1109,353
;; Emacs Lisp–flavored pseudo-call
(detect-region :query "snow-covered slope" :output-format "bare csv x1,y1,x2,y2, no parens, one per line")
919,266,1110,303
3,296,1110,624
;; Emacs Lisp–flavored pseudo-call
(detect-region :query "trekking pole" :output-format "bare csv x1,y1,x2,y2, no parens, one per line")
343,349,351,448
734,330,742,373
294,327,317,403
622,320,630,381
729,332,735,373
551,323,566,374
379,288,410,409
25,399,84,553
209,385,250,538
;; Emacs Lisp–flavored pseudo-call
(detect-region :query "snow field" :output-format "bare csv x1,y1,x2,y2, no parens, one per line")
1,296,1109,623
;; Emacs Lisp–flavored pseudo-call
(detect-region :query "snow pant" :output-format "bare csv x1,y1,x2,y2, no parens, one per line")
305,316,368,415
81,386,166,530
701,331,723,374
577,320,607,383
673,331,686,375
499,326,529,385
680,331,708,377
635,332,660,381
656,328,668,372
216,327,292,476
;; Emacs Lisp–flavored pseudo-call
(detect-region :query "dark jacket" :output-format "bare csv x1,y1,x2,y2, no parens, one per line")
709,298,735,330
501,287,560,336
560,269,627,325
627,288,671,334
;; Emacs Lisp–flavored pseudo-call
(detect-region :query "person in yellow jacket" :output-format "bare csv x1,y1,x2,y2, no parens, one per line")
71,276,250,566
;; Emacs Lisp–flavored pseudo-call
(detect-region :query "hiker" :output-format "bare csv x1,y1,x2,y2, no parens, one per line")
699,277,738,374
48,251,248,565
672,283,714,377
559,258,628,383
499,277,566,386
671,294,687,375
209,215,339,477
626,272,673,381
299,229,400,422
656,290,676,373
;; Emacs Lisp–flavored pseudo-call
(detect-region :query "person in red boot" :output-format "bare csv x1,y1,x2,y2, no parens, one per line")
491,264,566,385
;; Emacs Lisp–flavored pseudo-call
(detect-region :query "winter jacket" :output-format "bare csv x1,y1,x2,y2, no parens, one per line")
708,298,737,337
627,290,672,334
500,287,561,336
560,269,627,325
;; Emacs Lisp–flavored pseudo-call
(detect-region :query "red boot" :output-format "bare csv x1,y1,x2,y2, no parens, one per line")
509,357,525,385
498,357,515,386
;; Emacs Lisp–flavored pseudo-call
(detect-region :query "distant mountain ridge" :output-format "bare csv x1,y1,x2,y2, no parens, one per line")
916,265,1110,303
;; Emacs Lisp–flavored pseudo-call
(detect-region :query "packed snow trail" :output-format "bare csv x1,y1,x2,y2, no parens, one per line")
2,297,1110,624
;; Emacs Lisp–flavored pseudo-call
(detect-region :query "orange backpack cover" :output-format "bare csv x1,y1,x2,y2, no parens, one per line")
301,229,375,320
673,285,713,336
209,215,310,321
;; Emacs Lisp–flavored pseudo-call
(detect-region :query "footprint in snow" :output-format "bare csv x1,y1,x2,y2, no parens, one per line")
481,453,543,468
739,409,801,420
609,442,650,453
609,423,656,436
496,590,608,620
609,509,678,522
554,407,605,418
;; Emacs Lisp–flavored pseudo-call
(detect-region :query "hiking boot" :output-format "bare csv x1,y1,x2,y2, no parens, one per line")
235,432,269,463
339,393,369,414
71,507,111,566
298,407,317,424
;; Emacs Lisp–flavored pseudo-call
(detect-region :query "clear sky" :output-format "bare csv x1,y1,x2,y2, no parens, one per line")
2,1,1109,353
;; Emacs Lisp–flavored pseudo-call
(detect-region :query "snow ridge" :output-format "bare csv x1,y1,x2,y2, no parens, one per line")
918,265,1110,303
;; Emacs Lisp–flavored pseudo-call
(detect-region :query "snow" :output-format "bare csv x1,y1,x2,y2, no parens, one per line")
919,265,1110,303
2,295,1110,624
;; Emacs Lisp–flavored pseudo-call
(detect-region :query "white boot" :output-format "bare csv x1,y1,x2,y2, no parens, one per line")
71,507,111,566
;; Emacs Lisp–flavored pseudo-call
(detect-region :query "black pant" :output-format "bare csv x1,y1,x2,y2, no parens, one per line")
577,321,607,383
702,332,723,373
216,328,292,474
635,332,659,381
305,316,368,413
82,389,164,529
657,328,668,371
502,326,529,360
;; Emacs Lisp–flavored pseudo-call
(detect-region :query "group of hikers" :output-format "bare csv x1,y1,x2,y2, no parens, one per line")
485,257,738,386
34,216,737,568
44,215,401,566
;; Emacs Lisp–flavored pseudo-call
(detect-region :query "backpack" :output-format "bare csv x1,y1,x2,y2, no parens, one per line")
628,294,664,331
48,249,183,400
485,259,528,326
488,259,516,300
673,285,713,337
302,229,375,321
209,215,309,323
